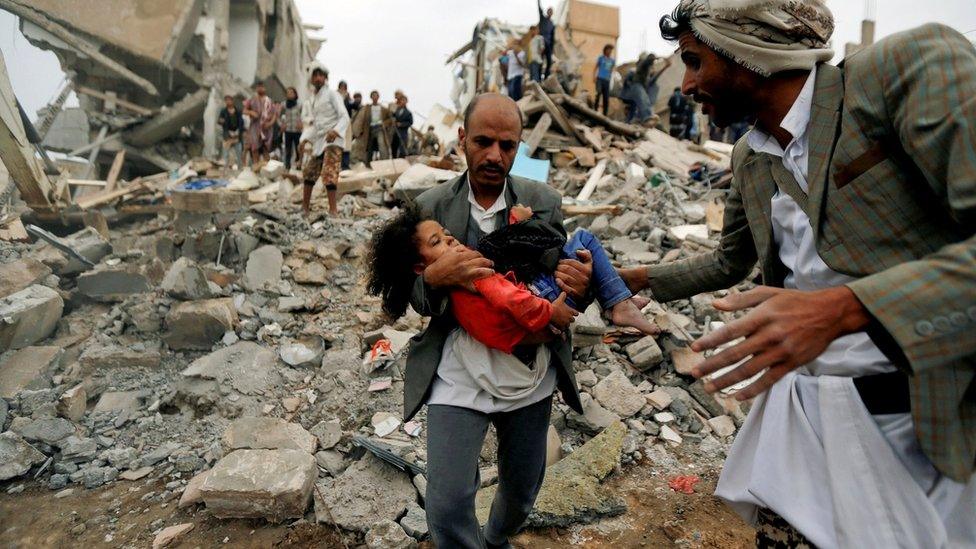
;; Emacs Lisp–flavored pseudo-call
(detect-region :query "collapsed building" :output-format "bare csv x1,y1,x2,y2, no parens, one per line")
0,0,319,206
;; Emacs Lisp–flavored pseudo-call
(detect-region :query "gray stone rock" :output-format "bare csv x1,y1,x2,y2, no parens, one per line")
160,257,214,300
365,519,417,549
566,393,619,434
142,442,181,466
11,417,75,446
244,246,283,291
55,227,111,276
0,430,47,480
313,453,415,532
83,465,118,488
200,449,317,522
0,258,52,299
221,417,317,454
61,436,98,462
293,261,328,285
279,336,325,368
592,371,645,418
79,342,161,371
0,285,63,353
163,298,236,350
48,473,69,490
310,420,342,450
76,267,150,302
608,211,642,236
625,336,664,370
314,450,349,477
93,391,145,413
181,341,281,396
0,345,61,399
57,385,86,422
400,501,428,540
101,446,139,470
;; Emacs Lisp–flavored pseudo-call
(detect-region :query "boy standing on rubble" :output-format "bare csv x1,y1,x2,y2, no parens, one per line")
593,44,615,115
300,66,349,217
243,81,277,167
619,1,976,545
217,95,244,170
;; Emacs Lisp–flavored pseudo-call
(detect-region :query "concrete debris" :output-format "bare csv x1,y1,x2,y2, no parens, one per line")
160,257,214,300
180,341,281,396
592,371,645,418
200,449,317,522
76,267,150,302
152,523,194,549
0,285,63,352
244,245,284,291
163,298,237,350
314,453,416,533
0,431,47,481
477,422,627,528
279,335,325,368
366,519,418,549
400,501,429,540
0,258,51,298
310,420,342,450
0,345,61,398
221,417,317,454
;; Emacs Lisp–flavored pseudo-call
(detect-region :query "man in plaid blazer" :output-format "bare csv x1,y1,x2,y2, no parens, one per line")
619,1,975,546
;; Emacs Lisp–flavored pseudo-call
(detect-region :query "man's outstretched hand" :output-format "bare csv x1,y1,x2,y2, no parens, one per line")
555,249,593,300
423,246,494,292
690,285,871,400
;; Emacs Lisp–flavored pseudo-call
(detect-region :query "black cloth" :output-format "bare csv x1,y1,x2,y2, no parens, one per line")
392,107,413,158
283,131,301,170
477,218,565,283
595,77,611,115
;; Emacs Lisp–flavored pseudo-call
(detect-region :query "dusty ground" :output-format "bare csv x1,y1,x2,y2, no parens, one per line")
0,447,752,549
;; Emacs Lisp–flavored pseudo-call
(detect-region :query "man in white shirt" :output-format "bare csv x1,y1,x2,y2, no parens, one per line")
528,26,545,83
504,46,527,101
619,1,976,546
300,66,349,216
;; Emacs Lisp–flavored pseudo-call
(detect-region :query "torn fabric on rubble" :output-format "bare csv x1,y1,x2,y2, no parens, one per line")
680,0,835,76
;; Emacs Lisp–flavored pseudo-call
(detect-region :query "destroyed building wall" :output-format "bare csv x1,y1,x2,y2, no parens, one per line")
564,0,619,96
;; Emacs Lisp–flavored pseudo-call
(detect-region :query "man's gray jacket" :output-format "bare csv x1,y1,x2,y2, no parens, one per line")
403,174,584,420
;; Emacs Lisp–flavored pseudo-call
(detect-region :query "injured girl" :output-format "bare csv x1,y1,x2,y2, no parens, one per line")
365,201,658,355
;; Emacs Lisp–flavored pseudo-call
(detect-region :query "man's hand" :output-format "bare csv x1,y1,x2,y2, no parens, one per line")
555,249,592,300
326,130,340,143
690,285,871,400
422,246,494,290
617,266,649,294
549,292,579,330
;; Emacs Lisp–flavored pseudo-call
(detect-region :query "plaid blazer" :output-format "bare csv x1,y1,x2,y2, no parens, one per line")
646,23,976,482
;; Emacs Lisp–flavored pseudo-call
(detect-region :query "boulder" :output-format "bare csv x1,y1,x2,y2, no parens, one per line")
0,345,61,399
310,420,342,450
0,431,46,480
200,449,317,522
292,261,328,285
592,371,645,418
152,523,194,549
221,417,317,454
79,342,161,371
313,453,415,532
0,258,51,299
476,422,627,528
11,416,75,446
57,385,87,422
163,298,236,350
244,246,283,291
76,267,150,302
178,469,210,508
181,341,281,395
566,393,619,434
160,257,213,300
366,520,417,549
0,285,63,352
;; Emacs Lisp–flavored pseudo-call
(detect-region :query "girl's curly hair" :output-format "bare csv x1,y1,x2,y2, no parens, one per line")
365,202,427,319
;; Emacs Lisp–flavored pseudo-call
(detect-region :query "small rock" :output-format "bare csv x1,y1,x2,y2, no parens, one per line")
653,412,676,424
371,412,401,438
119,466,154,481
178,470,210,508
592,371,644,418
310,420,342,450
365,519,417,549
152,523,195,549
57,385,87,422
659,425,683,444
400,501,428,540
646,389,673,411
161,257,214,300
671,347,703,376
707,415,736,438
625,336,664,370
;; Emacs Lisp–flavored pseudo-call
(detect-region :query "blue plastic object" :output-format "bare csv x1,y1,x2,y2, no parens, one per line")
178,178,228,191
509,142,550,183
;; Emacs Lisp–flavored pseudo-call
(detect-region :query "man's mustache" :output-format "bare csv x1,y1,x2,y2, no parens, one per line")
478,163,505,173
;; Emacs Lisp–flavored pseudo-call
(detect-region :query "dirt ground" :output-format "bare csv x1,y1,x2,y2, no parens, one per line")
0,447,752,549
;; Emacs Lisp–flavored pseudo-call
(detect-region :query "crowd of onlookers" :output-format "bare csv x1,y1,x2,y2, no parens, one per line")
217,78,444,173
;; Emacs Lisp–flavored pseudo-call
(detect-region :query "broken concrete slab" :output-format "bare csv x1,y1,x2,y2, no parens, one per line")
314,453,416,533
310,420,341,450
79,342,161,371
278,335,325,368
608,210,643,236
476,421,626,528
53,227,112,276
152,522,194,549
0,285,64,352
57,384,87,422
244,245,283,291
668,224,709,242
200,449,317,522
707,415,736,438
178,469,210,508
10,416,76,446
160,257,214,300
0,431,47,481
566,393,619,434
592,371,644,418
180,341,281,395
400,501,428,540
221,417,317,454
163,298,236,350
671,347,703,376
76,267,150,302
0,258,52,299
625,336,664,370
0,345,61,399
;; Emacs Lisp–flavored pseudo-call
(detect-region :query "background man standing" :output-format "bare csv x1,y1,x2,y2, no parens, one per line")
217,94,243,169
408,93,593,548
352,90,391,167
243,81,277,166
619,1,976,546
299,66,349,216
593,44,615,115
537,0,556,78
391,94,414,158
528,26,545,83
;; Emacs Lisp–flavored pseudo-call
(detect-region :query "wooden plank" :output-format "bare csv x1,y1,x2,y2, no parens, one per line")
562,203,621,216
576,159,608,201
74,86,154,116
523,113,552,156
104,150,126,192
527,81,584,145
579,125,605,151
67,179,107,187
556,94,644,138
0,216,28,241
567,146,596,168
74,180,147,210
